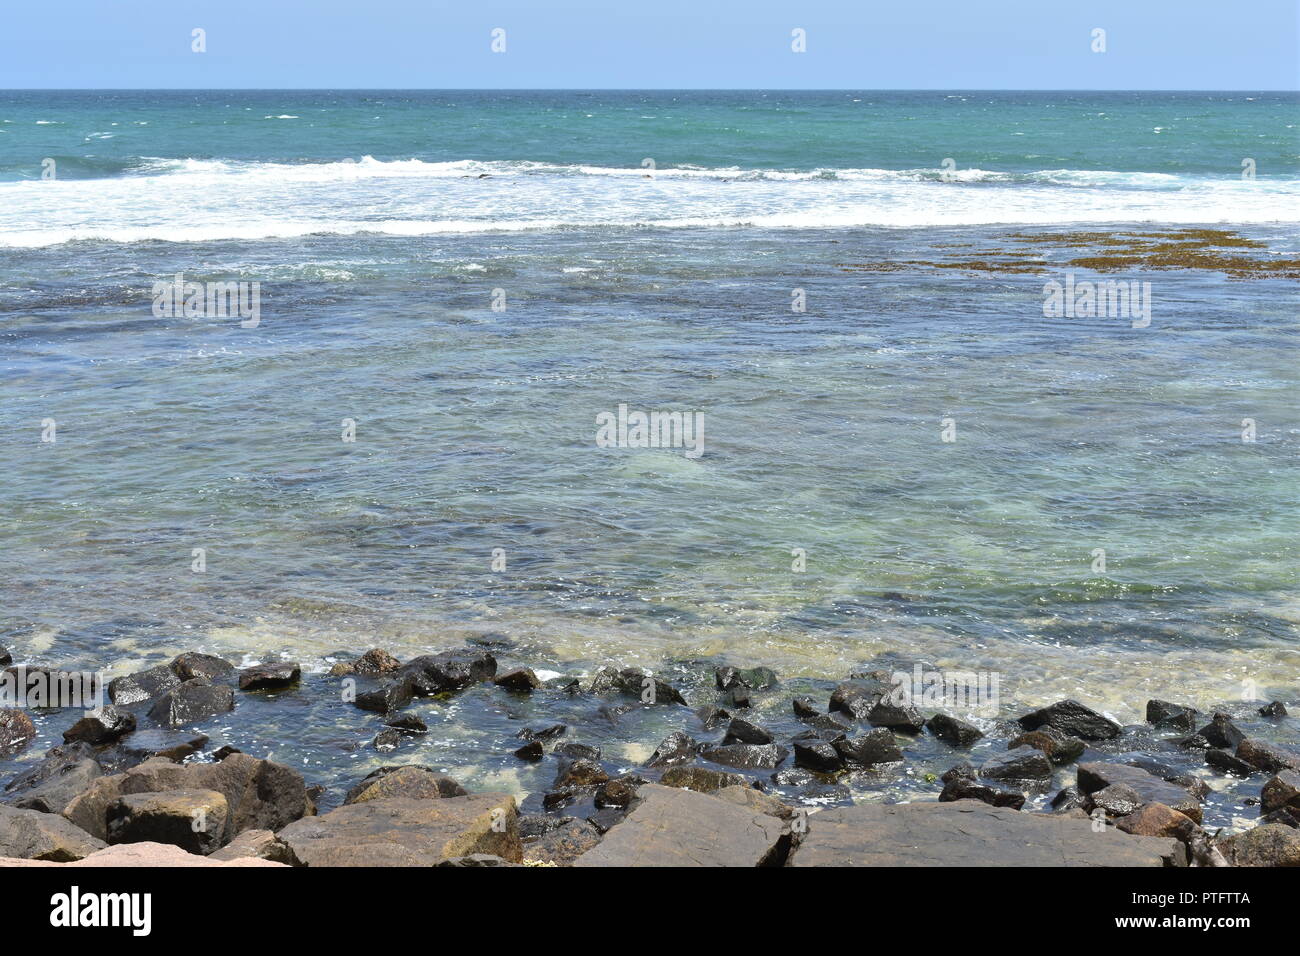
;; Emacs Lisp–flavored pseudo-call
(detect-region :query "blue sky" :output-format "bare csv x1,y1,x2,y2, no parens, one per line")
2,0,1296,89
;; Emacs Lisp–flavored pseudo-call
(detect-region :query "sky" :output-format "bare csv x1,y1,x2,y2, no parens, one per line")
1,0,1296,90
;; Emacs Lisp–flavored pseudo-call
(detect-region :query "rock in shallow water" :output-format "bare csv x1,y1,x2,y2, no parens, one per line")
1017,699,1121,741
1076,761,1203,824
62,706,136,745
146,677,234,728
926,712,984,747
108,665,181,707
238,662,301,691
344,766,468,805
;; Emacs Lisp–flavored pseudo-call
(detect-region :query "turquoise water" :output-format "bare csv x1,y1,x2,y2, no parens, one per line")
0,94,1297,808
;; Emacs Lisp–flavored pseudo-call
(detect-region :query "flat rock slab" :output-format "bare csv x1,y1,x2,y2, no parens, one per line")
0,842,285,867
789,802,1185,867
573,783,789,867
277,793,521,866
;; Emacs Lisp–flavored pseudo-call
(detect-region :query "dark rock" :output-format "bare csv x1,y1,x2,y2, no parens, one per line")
804,712,851,733
926,712,984,747
0,804,106,861
3,745,102,815
981,745,1053,782
353,676,414,714
278,793,521,866
62,706,137,745
373,729,404,752
723,717,773,746
1145,699,1200,731
835,728,903,766
522,818,601,866
107,666,182,706
1217,824,1300,867
344,766,468,805
1236,738,1300,774
792,697,819,718
829,680,888,720
573,784,789,867
719,686,751,709
238,662,300,691
694,705,730,729
1260,808,1300,829
169,652,235,682
516,723,566,742
328,648,401,677
146,678,235,728
1017,699,1121,741
1261,771,1300,815
586,807,624,834
0,648,9,666
793,739,844,774
106,788,229,855
1206,748,1255,777
554,742,600,761
212,746,241,760
1089,783,1144,817
1259,700,1289,718
494,668,540,692
1077,761,1202,823
1050,785,1087,813
552,758,609,790
940,764,1025,809
867,700,926,734
1007,727,1085,766
590,667,685,705
658,766,747,793
0,708,37,757
383,714,427,735
513,740,544,761
789,802,1185,867
595,776,641,809
645,732,698,768
715,666,778,691
697,743,788,770
400,648,497,695
1196,713,1245,751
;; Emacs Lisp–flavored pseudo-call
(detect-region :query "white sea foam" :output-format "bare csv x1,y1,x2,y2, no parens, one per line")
0,156,1294,247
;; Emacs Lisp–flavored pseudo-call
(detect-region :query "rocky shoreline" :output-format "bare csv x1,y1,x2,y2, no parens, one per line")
1,642,1297,867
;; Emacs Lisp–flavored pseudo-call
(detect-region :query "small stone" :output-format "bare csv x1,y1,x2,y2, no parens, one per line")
372,729,404,752
516,723,566,742
645,732,697,768
1237,738,1300,774
1261,770,1300,815
981,745,1053,782
926,712,984,747
494,668,541,692
328,648,401,677
867,700,926,733
554,742,600,761
552,758,609,789
1008,727,1086,766
62,706,137,745
1196,713,1245,751
835,728,903,766
0,709,37,758
695,705,730,729
107,666,182,707
513,740,544,761
1259,700,1288,718
720,686,751,709
383,714,427,735
792,697,819,718
237,662,300,691
1145,699,1200,731
723,717,773,746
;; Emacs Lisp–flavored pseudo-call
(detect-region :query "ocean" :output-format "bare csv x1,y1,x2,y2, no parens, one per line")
1,90,1297,817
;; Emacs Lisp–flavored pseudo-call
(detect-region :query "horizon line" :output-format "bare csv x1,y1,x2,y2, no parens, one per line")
2,87,1297,94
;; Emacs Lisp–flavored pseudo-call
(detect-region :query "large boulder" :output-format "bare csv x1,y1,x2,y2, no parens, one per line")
0,841,286,867
2,744,102,814
277,793,520,866
146,678,235,728
981,745,1053,782
926,713,984,747
169,652,236,682
1236,739,1300,774
237,662,300,691
343,766,468,805
0,804,106,861
209,829,302,865
63,753,309,844
106,789,229,856
789,801,1185,866
1217,824,1300,867
1116,803,1202,842
1262,771,1300,815
573,784,789,867
1077,762,1203,823
399,648,497,695
107,665,183,706
1145,699,1200,731
1017,700,1121,740
658,766,748,793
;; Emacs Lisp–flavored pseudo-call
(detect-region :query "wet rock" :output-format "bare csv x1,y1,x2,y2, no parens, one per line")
699,743,788,770
0,709,37,757
513,740,544,761
793,739,843,774
400,648,497,695
353,676,414,714
372,729,404,752
723,717,773,746
829,680,888,720
169,652,235,683
1196,713,1245,751
1217,824,1300,867
555,742,600,761
1117,803,1202,842
212,746,241,760
589,666,685,705
789,802,1184,867
720,686,751,709
659,766,747,793
804,712,851,733
1008,727,1085,766
1077,761,1202,823
595,776,641,809
1145,699,1200,731
792,697,819,718
494,668,541,692
278,793,521,866
238,661,300,691
383,714,427,735
939,764,1025,810
1236,738,1300,774
695,705,730,729
1089,783,1144,817
522,818,602,866
209,828,302,865
146,677,235,728
835,728,903,766
926,713,984,748
1017,699,1121,741
328,648,401,678
981,745,1053,782
714,785,793,820
715,666,778,691
107,666,182,706
516,723,566,742
1206,748,1255,777
344,766,468,805
867,700,926,734
62,706,136,745
0,804,106,862
574,784,789,867
1259,701,1288,718
0,648,9,666
552,758,609,790
586,808,624,834
645,731,698,768
64,753,309,842
1050,785,1088,813
2,743,102,814
1261,771,1300,815
106,789,229,855
1261,808,1300,829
